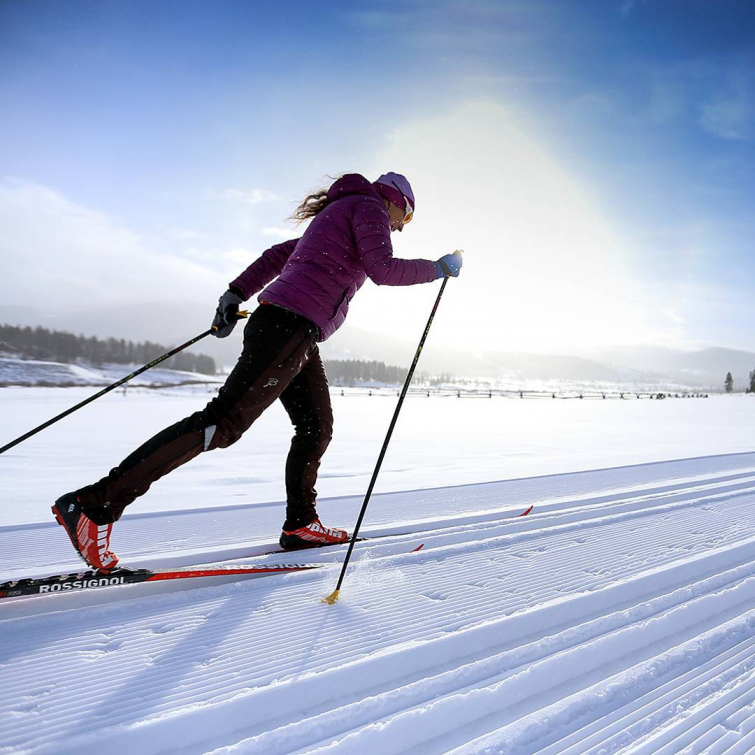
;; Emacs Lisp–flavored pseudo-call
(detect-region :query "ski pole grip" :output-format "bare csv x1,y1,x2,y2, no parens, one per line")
211,310,250,334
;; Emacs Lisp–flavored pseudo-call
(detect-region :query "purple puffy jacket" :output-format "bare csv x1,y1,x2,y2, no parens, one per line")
229,174,438,341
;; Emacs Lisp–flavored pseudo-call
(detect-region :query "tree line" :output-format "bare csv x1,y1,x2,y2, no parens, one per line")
323,359,405,385
0,324,216,375
323,359,451,386
725,370,755,393
0,325,449,385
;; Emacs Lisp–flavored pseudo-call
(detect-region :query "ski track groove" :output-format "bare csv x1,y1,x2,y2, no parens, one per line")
191,563,755,755
4,465,755,578
540,635,755,754
2,455,755,753
4,528,755,748
3,517,754,732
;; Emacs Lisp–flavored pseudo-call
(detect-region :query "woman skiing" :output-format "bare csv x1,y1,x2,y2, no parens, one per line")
52,172,463,572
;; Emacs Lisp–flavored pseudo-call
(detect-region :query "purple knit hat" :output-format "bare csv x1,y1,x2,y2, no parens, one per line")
374,172,415,212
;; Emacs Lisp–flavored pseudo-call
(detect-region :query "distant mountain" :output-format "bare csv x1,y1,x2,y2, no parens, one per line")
576,345,690,374
325,329,755,390
580,345,755,390
678,348,755,383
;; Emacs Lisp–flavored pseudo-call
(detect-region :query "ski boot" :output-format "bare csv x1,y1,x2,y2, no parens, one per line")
280,518,348,550
52,492,119,573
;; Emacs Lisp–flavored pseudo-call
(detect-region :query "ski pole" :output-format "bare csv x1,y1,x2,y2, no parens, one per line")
323,277,450,605
0,312,249,456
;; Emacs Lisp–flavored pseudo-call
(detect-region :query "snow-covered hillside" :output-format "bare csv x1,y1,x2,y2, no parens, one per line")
0,355,223,387
1,389,754,752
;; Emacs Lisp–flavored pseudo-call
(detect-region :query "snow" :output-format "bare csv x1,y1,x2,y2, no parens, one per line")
1,387,754,753
0,356,224,388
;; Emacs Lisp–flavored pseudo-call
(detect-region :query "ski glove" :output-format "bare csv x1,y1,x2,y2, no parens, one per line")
435,250,464,278
212,288,244,338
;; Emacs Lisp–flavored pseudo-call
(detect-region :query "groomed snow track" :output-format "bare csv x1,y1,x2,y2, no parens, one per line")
2,453,755,753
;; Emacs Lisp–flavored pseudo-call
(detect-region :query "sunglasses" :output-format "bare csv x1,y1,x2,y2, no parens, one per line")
391,181,413,223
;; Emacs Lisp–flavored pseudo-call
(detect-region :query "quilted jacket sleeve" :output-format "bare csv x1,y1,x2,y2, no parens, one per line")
352,201,438,286
229,238,300,299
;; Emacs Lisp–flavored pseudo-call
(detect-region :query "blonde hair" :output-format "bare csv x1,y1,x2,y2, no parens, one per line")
290,175,344,224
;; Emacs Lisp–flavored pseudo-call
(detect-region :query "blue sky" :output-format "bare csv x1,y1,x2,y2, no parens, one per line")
1,0,754,353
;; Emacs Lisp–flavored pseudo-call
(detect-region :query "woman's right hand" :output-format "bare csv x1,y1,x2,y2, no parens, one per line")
211,289,244,338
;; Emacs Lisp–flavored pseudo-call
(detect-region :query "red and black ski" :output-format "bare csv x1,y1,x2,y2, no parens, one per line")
0,563,319,600
0,540,428,600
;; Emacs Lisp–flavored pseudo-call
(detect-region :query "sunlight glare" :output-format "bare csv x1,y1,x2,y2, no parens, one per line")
351,101,654,354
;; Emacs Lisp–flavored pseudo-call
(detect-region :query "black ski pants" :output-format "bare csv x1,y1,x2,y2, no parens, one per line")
77,304,332,531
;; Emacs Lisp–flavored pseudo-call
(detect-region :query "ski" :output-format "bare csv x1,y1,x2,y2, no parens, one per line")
0,563,319,600
0,542,427,601
262,504,533,555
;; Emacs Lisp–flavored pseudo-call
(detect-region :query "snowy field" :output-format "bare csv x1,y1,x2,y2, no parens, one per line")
1,387,755,753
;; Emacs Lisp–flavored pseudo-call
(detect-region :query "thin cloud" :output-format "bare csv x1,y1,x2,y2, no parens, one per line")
0,178,226,312
619,0,648,18
661,308,686,326
589,56,755,140
207,188,279,205
347,0,570,76
699,72,755,140
262,227,295,239
221,247,257,266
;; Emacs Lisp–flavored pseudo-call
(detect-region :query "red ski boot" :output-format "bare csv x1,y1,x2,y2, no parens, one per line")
279,518,348,550
52,493,119,573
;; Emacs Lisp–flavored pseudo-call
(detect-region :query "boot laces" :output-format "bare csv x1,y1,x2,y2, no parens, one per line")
310,519,341,537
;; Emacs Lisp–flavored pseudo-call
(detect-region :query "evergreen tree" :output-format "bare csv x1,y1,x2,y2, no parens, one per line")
725,372,734,393
749,369,755,394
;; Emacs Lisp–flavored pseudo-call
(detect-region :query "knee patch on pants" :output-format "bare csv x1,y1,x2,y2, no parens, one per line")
203,425,217,451
203,422,246,451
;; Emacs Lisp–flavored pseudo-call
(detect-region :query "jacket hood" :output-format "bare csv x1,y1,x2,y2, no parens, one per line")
326,173,380,202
